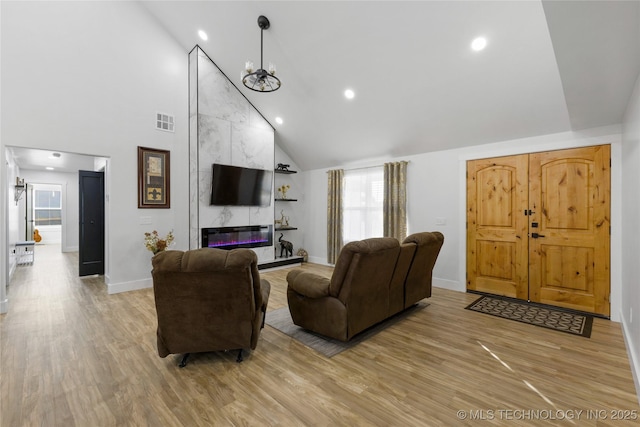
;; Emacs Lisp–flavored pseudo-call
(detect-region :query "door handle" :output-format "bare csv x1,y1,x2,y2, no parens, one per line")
531,233,545,238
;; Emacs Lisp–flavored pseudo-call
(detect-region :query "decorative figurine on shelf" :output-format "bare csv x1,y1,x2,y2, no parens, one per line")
279,210,289,227
33,229,42,243
279,233,293,258
276,163,290,171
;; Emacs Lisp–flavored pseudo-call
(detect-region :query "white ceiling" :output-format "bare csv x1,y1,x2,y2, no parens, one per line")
14,1,640,173
139,0,639,171
9,147,100,174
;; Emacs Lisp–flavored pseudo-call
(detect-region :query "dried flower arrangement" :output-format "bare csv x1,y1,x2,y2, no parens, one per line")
144,230,174,255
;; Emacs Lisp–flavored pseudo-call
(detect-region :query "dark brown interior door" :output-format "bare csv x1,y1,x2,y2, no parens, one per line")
79,170,104,276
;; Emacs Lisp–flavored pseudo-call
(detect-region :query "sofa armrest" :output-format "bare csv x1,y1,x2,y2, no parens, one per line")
287,270,331,298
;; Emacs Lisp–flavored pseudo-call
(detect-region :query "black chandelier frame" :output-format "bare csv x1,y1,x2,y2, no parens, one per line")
242,15,281,93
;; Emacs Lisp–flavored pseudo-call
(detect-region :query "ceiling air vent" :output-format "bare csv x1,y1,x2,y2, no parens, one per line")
156,112,175,132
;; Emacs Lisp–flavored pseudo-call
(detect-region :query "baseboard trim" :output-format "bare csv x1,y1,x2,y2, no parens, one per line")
307,256,332,266
107,278,152,294
433,277,463,292
620,312,640,405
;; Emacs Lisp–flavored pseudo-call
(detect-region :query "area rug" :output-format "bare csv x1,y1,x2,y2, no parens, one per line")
465,295,593,338
266,302,428,357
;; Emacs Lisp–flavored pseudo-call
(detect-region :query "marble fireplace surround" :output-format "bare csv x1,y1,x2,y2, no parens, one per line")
189,46,276,262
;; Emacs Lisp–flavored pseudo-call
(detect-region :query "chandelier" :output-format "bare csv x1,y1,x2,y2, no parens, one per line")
241,15,281,92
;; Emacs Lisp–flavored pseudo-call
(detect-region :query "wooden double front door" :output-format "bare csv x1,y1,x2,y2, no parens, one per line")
466,145,611,316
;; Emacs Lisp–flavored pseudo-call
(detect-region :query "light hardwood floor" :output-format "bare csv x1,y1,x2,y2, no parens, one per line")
1,245,639,426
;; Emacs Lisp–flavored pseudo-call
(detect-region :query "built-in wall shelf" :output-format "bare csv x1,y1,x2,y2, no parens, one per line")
275,226,298,231
274,169,297,174
275,198,297,202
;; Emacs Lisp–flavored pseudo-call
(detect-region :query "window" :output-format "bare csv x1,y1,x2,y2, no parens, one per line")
343,166,383,243
34,189,62,226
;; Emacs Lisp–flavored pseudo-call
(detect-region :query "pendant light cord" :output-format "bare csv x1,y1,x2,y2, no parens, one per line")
260,28,264,71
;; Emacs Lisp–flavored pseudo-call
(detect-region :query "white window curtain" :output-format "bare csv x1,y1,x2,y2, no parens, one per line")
343,166,384,243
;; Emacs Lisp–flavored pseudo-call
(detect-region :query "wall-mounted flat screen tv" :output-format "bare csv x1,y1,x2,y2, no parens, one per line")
210,163,273,206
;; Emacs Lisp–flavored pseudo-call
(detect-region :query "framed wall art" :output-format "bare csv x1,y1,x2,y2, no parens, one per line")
138,146,170,208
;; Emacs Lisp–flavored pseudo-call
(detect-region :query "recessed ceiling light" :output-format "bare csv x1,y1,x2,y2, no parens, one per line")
198,30,208,41
45,167,54,171
275,117,283,125
344,89,355,100
471,37,487,51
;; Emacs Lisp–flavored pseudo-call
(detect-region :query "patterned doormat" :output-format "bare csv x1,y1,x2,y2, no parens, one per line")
465,295,593,338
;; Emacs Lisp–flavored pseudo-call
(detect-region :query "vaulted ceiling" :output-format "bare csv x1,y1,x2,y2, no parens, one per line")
141,1,639,171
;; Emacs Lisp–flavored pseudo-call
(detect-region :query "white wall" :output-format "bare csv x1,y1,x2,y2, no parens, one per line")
19,171,80,251
1,152,6,313
1,0,5,312
301,125,622,317
0,1,189,297
621,72,640,401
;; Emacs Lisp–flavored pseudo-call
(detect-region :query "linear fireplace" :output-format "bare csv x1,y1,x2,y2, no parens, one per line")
201,225,273,250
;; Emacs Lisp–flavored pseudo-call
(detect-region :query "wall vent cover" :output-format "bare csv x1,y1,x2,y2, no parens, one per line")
156,112,175,132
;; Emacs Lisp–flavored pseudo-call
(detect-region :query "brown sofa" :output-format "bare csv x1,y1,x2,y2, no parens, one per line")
152,248,270,365
286,232,444,341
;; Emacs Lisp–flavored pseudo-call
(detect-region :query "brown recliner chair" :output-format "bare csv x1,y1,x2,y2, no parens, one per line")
286,232,444,342
152,248,270,366
287,238,401,342
402,231,445,308
387,231,445,315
